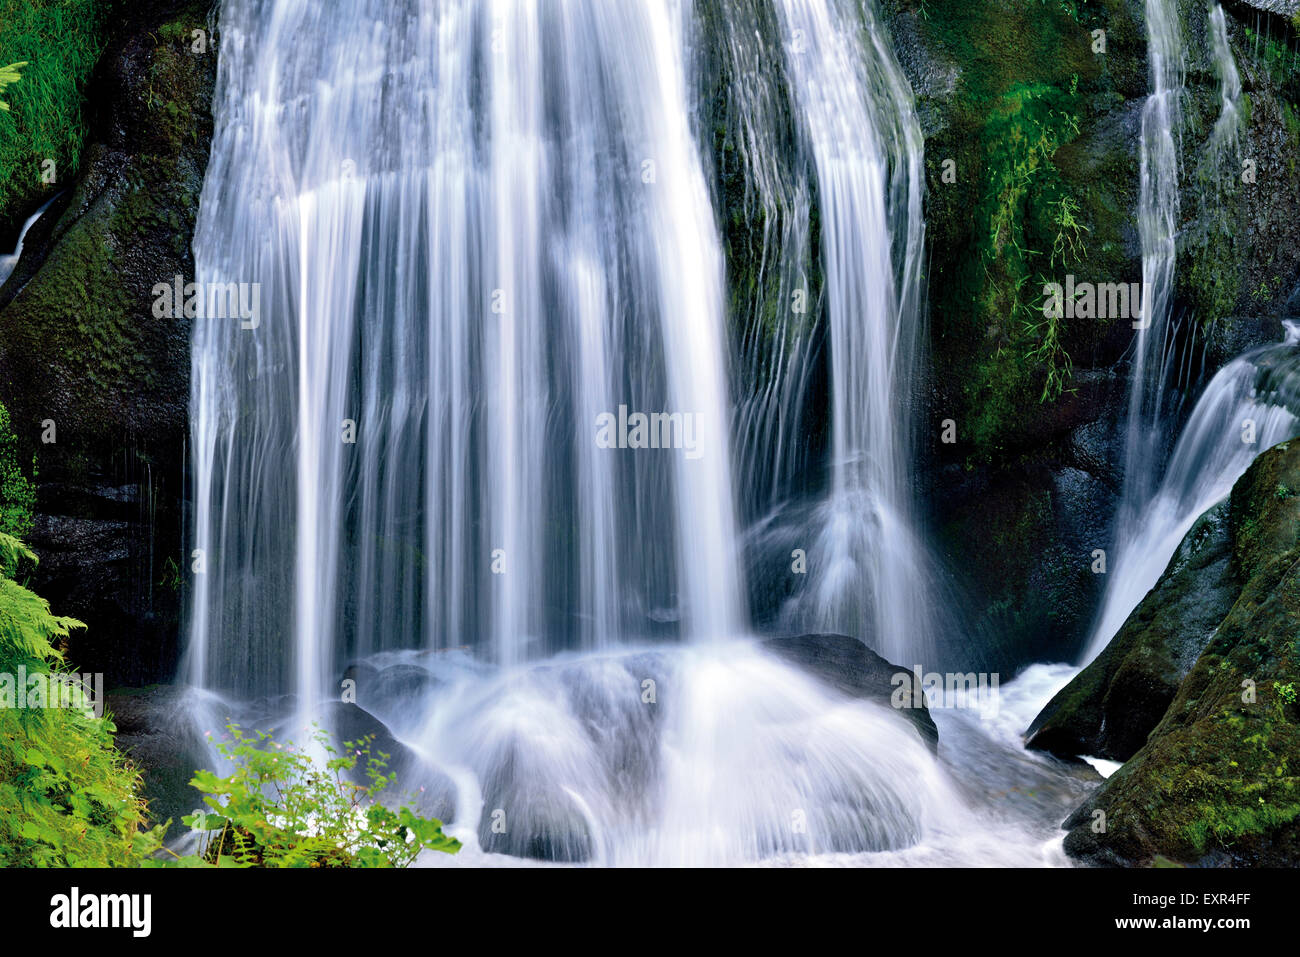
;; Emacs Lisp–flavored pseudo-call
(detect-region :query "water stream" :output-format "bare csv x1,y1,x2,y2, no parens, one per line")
184,0,1112,866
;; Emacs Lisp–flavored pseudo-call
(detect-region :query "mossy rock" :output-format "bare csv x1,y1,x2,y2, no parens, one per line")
1026,498,1240,760
0,0,215,686
1059,439,1300,865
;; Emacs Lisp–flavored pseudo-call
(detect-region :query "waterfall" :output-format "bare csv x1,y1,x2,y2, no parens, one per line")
777,0,928,666
1209,3,1242,155
716,0,930,665
180,0,1045,866
187,0,747,704
0,197,56,289
1082,0,1184,664
1122,0,1183,511
1083,326,1300,661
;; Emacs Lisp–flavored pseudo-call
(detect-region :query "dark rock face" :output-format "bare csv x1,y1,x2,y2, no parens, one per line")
1057,440,1300,866
762,633,939,752
1026,499,1239,760
0,3,216,687
933,423,1122,673
107,688,457,840
105,685,212,837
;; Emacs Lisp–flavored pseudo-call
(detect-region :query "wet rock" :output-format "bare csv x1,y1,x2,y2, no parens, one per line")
0,2,216,687
1026,498,1239,760
762,633,938,752
1058,440,1300,866
314,701,456,821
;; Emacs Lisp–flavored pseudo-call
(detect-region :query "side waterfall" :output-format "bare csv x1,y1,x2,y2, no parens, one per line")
1081,0,1184,664
1084,327,1300,661
1081,2,1298,663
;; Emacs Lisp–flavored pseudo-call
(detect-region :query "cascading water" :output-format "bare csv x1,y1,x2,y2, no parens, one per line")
1080,0,1185,665
188,0,747,707
1083,326,1300,661
183,0,1087,865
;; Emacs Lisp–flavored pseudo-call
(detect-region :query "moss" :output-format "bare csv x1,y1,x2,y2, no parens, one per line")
0,2,212,491
1064,443,1300,865
0,400,35,538
919,0,1139,463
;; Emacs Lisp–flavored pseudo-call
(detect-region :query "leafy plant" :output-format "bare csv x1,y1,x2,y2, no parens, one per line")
0,60,24,112
1277,682,1297,707
168,724,461,868
0,401,36,539
0,0,103,226
0,531,164,866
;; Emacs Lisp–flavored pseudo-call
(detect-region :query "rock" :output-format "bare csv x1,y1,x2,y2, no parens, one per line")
1026,498,1239,760
312,701,457,821
762,633,938,752
0,3,216,687
933,443,1119,673
368,663,442,706
1058,440,1300,866
105,685,212,838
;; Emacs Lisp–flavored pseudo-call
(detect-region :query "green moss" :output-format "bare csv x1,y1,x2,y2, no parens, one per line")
0,400,35,538
920,0,1138,462
1065,444,1300,864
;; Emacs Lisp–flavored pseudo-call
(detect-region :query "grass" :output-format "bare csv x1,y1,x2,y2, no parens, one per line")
0,0,103,233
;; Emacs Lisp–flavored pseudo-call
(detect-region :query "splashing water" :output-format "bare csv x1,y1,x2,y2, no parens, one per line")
1083,326,1300,661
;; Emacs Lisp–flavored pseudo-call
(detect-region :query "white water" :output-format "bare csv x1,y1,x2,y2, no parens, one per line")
184,0,1091,866
1208,3,1242,155
0,197,56,288
241,643,1083,867
1083,327,1300,661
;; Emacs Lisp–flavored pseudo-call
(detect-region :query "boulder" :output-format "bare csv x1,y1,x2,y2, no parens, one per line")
1057,440,1300,866
762,633,939,752
1026,498,1239,760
